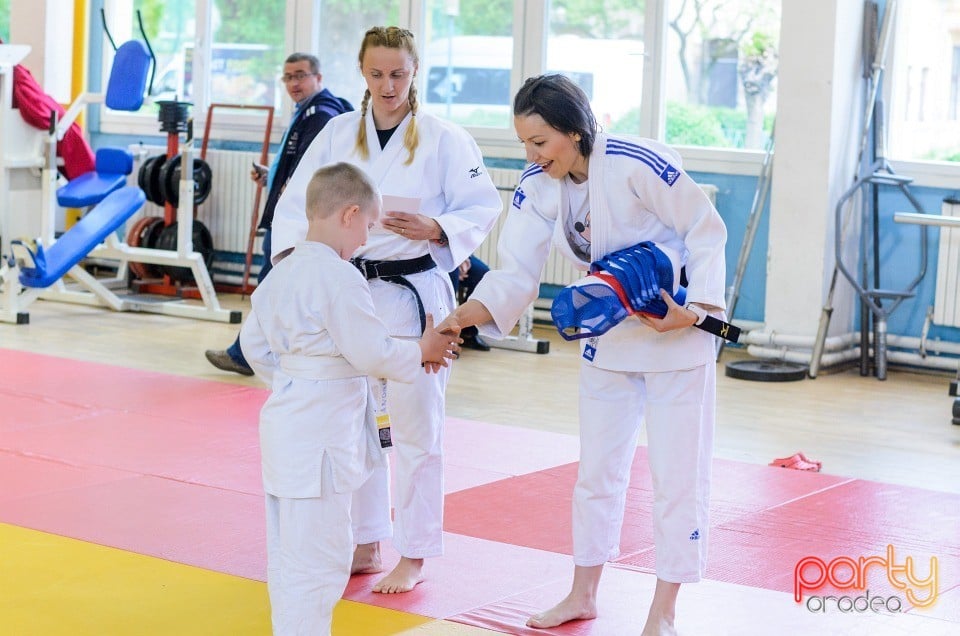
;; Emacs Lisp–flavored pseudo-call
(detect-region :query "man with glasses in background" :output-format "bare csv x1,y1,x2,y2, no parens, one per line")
206,52,354,376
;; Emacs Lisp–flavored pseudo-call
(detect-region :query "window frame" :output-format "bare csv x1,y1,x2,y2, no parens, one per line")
97,0,303,143
91,0,960,187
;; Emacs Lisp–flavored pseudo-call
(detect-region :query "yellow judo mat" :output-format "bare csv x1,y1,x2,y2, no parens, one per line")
0,523,496,635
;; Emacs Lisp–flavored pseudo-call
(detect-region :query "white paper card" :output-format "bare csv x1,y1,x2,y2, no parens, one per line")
382,195,421,214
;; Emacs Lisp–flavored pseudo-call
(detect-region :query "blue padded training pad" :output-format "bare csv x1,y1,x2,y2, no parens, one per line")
19,186,146,288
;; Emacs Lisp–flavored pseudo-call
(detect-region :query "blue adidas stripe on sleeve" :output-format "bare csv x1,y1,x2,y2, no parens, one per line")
605,138,681,187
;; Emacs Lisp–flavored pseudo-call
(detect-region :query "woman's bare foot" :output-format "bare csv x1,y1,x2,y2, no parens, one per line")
526,594,598,629
527,564,603,628
641,617,678,636
351,542,383,575
371,556,424,593
640,579,680,636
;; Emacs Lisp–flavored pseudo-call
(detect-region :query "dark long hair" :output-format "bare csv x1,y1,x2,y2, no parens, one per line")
513,74,597,157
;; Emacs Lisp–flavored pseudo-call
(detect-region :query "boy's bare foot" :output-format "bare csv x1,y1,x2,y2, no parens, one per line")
351,542,383,575
526,594,597,629
371,556,424,593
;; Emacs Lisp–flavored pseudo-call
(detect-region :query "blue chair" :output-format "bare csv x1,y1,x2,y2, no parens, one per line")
56,39,151,208
57,147,134,208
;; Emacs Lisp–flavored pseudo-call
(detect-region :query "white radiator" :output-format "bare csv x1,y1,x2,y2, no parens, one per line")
934,199,960,328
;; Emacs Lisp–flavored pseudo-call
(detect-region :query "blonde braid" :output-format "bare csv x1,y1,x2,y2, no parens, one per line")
357,27,421,163
402,83,420,165
354,89,372,160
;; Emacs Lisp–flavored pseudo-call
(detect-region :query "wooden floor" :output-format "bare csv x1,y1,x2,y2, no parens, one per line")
3,290,958,496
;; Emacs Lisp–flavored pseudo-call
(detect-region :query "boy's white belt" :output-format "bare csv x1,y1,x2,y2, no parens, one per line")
278,355,363,380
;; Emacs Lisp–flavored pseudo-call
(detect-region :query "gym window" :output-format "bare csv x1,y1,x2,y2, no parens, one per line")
94,0,786,166
99,0,287,140
663,0,780,152
887,0,960,163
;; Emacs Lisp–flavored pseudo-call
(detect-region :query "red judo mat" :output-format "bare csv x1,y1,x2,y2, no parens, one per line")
444,451,960,597
2,347,958,634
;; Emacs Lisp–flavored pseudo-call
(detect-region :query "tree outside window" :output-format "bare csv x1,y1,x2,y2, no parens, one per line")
663,0,779,149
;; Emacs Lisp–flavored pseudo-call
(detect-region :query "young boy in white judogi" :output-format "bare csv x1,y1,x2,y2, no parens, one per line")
239,162,459,636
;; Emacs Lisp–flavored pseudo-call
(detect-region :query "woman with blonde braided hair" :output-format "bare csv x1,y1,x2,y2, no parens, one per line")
354,27,421,165
271,26,502,595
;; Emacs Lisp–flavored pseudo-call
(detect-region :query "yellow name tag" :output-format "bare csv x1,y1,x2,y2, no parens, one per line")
376,413,392,449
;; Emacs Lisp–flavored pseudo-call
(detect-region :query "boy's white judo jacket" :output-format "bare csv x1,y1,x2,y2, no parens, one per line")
240,241,422,498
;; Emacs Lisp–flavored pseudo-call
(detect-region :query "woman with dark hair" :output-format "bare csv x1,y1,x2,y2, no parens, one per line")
271,27,501,595
438,74,728,634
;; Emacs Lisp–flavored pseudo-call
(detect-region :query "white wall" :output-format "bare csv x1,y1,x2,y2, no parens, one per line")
10,0,73,103
764,0,865,338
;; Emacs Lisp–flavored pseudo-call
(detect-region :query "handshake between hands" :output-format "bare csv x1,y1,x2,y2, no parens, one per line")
420,314,464,374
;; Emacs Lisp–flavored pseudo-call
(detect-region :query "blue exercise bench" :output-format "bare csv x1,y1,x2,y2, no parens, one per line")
18,38,152,288
2,11,238,325
17,186,146,288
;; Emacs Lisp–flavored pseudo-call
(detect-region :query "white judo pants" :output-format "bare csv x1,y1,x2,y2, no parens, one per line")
574,362,715,583
265,461,353,636
351,356,449,558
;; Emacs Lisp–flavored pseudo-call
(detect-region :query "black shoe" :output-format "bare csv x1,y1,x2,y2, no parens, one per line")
205,349,255,376
461,334,491,352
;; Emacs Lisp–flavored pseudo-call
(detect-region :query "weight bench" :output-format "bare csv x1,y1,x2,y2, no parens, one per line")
16,185,146,288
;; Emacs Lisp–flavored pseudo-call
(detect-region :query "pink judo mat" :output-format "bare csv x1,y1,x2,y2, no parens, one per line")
1,347,957,634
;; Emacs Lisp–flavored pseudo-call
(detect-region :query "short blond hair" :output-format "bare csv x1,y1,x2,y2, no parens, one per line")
305,162,380,221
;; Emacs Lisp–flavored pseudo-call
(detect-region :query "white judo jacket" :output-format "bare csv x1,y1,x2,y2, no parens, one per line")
240,241,422,499
271,110,502,337
471,134,728,372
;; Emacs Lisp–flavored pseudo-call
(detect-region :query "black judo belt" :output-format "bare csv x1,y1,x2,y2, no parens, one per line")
351,253,437,333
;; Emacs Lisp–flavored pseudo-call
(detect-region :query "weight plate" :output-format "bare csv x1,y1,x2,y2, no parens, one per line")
193,158,213,205
155,220,215,283
159,155,214,208
159,154,181,209
127,217,164,280
125,216,153,247
146,154,167,206
143,216,166,249
137,156,156,195
725,359,809,382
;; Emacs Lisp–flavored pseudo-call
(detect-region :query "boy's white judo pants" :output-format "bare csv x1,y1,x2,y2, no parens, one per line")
351,355,449,558
574,362,715,582
265,462,353,636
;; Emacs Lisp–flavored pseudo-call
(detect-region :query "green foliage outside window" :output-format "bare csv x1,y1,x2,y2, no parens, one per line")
0,0,10,42
610,101,773,149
